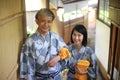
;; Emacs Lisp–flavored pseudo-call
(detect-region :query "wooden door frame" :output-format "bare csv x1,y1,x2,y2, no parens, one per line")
108,24,120,80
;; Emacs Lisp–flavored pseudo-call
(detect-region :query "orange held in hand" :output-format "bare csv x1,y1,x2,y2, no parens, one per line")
58,48,71,60
74,60,90,80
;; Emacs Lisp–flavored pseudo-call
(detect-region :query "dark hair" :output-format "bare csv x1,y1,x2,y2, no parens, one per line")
71,24,87,46
35,8,55,21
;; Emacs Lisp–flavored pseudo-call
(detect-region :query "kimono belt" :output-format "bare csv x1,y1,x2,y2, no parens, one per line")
69,67,75,74
35,70,60,78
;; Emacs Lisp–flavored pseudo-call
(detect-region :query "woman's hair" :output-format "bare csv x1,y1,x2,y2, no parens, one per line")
71,24,87,46
35,8,55,21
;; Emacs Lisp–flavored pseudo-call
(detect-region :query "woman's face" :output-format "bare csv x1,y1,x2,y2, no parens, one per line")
72,30,83,46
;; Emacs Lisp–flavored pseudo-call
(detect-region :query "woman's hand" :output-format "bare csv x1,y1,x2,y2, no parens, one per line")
75,66,87,74
47,55,60,67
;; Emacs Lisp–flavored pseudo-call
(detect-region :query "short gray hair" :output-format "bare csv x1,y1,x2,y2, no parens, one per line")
35,8,55,21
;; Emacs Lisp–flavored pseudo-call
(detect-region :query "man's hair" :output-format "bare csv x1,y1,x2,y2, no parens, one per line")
35,8,55,21
70,24,88,46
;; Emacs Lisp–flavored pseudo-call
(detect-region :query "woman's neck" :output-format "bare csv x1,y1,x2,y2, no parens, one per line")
75,44,82,51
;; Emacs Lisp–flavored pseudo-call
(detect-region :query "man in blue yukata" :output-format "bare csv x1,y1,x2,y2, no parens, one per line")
20,8,69,80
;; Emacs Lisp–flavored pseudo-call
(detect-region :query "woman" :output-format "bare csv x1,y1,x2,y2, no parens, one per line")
63,24,98,80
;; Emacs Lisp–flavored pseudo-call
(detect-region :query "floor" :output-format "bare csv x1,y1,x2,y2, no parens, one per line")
62,69,68,80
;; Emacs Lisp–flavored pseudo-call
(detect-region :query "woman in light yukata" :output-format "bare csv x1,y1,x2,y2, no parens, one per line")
20,8,68,80
62,24,98,80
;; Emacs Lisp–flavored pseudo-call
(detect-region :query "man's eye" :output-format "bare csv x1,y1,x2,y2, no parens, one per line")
48,21,52,23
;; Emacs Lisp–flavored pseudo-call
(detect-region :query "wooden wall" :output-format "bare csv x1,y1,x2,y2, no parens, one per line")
63,18,85,44
0,0,25,80
109,0,120,79
109,0,120,26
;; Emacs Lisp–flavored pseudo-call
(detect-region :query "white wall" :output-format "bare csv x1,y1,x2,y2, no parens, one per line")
95,20,110,71
63,1,88,13
25,0,47,35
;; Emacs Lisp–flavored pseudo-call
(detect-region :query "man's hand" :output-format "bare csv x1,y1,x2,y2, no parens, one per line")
47,55,60,67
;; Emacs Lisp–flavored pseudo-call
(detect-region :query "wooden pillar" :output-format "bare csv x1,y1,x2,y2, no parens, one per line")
46,0,49,8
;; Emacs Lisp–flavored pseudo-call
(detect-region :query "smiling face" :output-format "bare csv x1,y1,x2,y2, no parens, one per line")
36,14,53,36
71,24,87,47
72,30,83,46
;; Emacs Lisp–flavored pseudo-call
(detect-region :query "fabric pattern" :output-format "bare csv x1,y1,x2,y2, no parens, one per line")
20,31,66,80
62,44,98,80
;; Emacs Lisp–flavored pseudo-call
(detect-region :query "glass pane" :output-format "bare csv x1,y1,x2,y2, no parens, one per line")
98,0,104,20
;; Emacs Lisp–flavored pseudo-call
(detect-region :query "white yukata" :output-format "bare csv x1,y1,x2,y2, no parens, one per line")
20,31,66,80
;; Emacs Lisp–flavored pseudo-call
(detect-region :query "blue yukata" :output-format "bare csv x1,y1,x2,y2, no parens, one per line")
20,31,66,80
62,44,98,80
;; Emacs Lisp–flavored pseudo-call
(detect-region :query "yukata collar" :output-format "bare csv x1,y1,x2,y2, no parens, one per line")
36,30,50,37
72,44,86,53
72,45,86,60
78,46,86,54
72,44,85,53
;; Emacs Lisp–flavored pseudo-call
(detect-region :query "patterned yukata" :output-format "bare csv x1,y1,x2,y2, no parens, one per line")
20,31,66,80
62,44,98,80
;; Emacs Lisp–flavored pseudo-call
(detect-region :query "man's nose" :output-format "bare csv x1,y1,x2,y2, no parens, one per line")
44,21,49,25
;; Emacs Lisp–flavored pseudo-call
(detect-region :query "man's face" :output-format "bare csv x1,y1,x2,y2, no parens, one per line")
36,14,53,34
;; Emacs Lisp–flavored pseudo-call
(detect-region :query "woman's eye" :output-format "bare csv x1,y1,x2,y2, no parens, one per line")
78,34,81,37
73,34,76,36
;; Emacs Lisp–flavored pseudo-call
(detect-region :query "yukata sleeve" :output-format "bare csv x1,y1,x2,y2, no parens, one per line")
60,45,74,70
87,48,98,79
20,39,35,80
60,51,76,72
60,58,69,70
56,34,67,51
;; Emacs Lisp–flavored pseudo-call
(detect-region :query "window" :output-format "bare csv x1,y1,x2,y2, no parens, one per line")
98,0,111,25
25,0,43,36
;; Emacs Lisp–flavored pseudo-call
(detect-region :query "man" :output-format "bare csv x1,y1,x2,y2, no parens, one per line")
20,8,67,80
